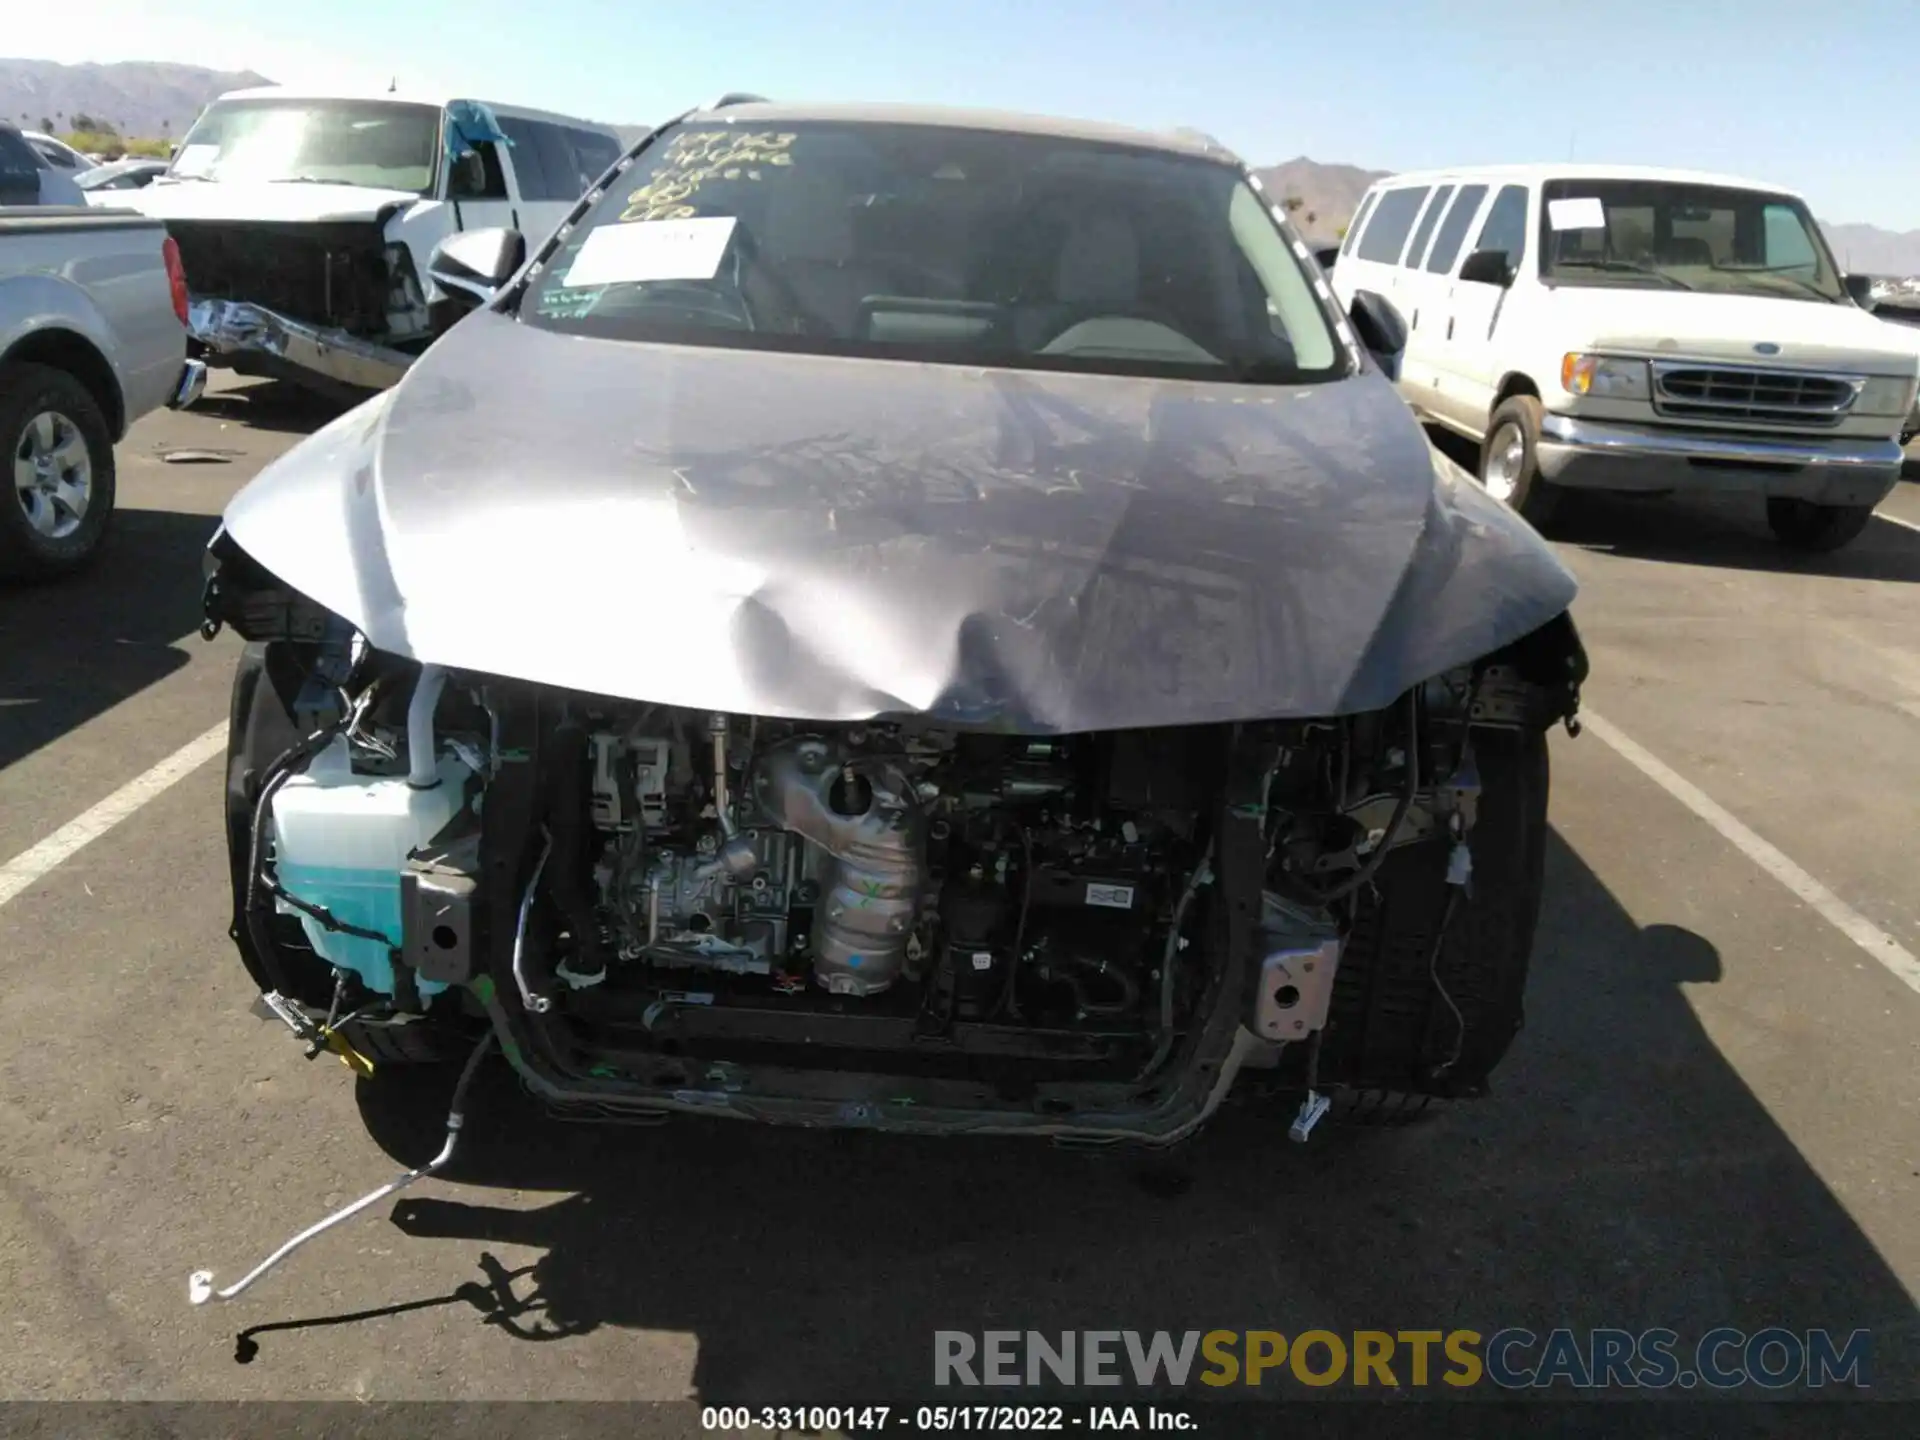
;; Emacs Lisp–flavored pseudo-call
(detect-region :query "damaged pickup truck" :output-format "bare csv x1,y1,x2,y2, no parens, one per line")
191,101,1588,1302
131,87,622,398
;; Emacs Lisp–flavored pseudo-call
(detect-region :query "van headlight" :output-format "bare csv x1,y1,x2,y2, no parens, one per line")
1854,374,1920,417
1561,353,1650,400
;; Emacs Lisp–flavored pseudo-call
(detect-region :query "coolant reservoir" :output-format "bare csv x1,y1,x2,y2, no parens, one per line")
268,736,472,998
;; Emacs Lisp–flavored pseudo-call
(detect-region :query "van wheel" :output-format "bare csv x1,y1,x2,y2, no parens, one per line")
0,362,116,581
1480,396,1562,530
1765,498,1874,553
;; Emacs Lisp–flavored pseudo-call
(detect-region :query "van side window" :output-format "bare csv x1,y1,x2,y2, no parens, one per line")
1354,186,1431,265
1340,191,1379,257
1403,184,1454,271
497,118,553,199
1471,184,1530,270
447,141,507,200
1424,183,1488,273
568,128,623,186
532,122,586,197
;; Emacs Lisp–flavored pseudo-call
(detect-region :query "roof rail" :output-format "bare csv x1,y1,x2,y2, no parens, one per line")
702,92,771,110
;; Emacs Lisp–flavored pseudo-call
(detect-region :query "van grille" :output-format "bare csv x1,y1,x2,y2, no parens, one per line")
1650,362,1863,429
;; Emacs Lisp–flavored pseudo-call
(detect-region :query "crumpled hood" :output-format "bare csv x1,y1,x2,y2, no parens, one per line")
1548,287,1920,375
121,177,420,225
220,312,1580,731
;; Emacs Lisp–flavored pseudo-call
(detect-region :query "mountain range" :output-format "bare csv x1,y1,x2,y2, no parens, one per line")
6,58,1918,276
0,58,268,138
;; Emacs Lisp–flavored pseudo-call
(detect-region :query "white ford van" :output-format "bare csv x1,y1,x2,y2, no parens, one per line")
1325,164,1920,551
120,87,626,397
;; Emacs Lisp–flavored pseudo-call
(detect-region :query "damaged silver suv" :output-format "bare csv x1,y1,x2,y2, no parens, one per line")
201,100,1587,1211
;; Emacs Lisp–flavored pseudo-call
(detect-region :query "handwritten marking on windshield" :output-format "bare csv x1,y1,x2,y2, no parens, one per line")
619,130,797,223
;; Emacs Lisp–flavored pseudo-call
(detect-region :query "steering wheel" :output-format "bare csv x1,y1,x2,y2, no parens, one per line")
730,227,835,336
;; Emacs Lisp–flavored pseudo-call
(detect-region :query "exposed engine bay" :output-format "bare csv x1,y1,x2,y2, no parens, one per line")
569,716,1193,1017
219,603,1584,1143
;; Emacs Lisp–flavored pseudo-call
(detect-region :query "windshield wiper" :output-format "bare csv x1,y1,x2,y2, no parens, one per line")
269,175,361,186
1712,266,1836,301
1551,258,1693,290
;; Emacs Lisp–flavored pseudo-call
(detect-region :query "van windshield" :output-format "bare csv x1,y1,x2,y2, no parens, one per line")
518,120,1348,384
1537,179,1845,303
167,98,441,193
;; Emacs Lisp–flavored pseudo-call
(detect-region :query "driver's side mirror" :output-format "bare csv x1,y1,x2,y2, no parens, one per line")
1312,245,1341,272
1458,248,1516,289
1843,273,1877,309
428,227,526,307
1348,290,1407,379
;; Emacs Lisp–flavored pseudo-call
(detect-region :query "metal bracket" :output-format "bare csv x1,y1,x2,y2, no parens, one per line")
1251,892,1343,1043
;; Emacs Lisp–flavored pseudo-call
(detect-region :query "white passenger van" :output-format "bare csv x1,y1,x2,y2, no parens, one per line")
120,87,626,396
1325,164,1920,551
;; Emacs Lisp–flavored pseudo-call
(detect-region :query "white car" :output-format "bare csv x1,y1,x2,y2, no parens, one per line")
22,130,98,174
1324,163,1920,552
115,86,624,397
76,157,170,201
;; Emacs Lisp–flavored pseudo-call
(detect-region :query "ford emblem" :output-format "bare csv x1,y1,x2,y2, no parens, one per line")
1754,342,1781,355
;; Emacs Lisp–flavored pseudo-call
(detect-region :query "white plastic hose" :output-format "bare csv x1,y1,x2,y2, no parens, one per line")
407,665,449,788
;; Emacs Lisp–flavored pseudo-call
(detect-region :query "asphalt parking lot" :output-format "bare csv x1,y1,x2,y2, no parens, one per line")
2,375,1918,1404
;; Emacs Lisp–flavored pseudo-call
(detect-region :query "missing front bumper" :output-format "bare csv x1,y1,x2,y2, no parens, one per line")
187,297,415,393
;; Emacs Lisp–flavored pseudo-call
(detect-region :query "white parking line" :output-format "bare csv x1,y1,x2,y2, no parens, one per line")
1582,709,1920,997
1880,510,1920,537
0,723,228,910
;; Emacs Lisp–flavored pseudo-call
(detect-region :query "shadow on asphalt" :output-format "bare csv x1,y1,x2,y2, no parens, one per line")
1427,424,1920,582
242,827,1920,1402
1552,493,1920,584
190,378,359,436
0,507,217,773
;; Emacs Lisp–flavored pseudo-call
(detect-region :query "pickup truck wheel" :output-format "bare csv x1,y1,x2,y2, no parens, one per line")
0,362,116,581
1765,498,1874,553
1480,396,1563,530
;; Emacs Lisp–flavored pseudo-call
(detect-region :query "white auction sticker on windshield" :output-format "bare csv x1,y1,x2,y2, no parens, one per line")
1547,197,1607,231
562,216,738,287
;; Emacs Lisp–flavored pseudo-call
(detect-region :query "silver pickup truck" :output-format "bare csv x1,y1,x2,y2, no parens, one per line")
1,190,206,579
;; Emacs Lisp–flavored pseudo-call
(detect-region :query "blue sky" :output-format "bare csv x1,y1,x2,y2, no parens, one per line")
18,0,1920,229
